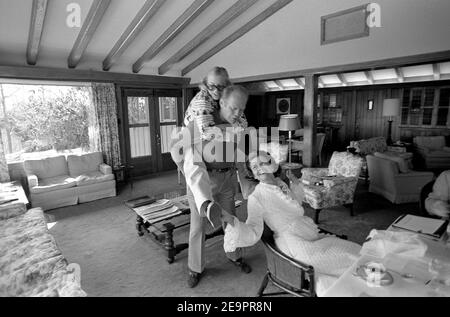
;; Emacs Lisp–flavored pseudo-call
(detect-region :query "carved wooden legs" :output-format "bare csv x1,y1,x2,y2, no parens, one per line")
163,223,175,264
136,215,145,236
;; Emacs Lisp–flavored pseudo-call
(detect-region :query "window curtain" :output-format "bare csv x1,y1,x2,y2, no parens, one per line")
0,129,10,182
89,83,122,169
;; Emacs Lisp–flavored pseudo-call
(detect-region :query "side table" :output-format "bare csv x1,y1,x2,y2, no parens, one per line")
114,164,135,191
280,162,303,179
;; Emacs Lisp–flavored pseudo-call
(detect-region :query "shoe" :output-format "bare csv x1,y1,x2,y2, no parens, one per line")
206,202,223,229
187,270,202,288
230,258,252,274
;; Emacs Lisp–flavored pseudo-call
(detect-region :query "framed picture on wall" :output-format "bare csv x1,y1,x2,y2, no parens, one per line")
276,98,291,114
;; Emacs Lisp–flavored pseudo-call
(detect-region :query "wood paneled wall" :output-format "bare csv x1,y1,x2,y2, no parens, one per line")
246,81,450,149
257,90,304,127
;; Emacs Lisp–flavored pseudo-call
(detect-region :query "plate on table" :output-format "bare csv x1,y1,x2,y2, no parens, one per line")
355,262,394,286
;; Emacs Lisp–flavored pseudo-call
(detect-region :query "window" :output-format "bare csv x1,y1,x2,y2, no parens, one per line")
0,84,92,163
127,97,151,158
400,87,448,127
401,88,410,125
437,88,450,126
409,88,422,125
422,88,435,125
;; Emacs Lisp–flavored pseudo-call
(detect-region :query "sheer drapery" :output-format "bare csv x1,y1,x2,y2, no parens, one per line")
89,83,121,169
0,129,10,182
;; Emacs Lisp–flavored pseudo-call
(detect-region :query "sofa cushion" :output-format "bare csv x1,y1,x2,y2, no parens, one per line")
24,156,68,179
350,137,387,155
414,136,446,150
75,171,115,187
30,175,77,194
374,152,409,173
67,152,103,177
426,150,450,158
0,208,86,297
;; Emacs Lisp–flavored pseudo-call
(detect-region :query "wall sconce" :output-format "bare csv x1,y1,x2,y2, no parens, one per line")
368,99,374,110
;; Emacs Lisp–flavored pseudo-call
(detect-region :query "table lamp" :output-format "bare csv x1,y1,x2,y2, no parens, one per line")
279,114,301,164
382,98,400,145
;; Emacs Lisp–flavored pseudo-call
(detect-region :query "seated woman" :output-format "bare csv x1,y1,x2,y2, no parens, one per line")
221,151,361,296
425,170,450,219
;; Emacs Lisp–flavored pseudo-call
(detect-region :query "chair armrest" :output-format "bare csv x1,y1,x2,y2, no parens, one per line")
322,176,356,189
301,168,329,185
301,168,329,178
415,145,430,155
27,174,38,189
99,163,112,175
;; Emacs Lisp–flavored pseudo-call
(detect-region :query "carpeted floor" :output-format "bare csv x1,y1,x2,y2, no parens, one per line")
46,171,421,297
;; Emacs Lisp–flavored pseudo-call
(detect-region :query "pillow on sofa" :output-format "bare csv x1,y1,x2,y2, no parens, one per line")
24,156,68,179
374,152,409,173
67,152,103,177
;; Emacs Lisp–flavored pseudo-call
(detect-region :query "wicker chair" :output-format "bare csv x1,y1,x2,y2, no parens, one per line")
257,225,347,297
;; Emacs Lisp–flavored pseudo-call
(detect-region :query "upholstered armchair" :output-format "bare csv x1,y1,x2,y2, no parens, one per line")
348,136,413,183
301,151,364,224
366,155,434,204
413,136,450,170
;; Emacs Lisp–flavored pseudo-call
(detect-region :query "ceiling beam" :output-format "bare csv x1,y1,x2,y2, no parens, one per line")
294,78,304,88
26,0,48,66
0,65,190,86
337,74,347,86
318,77,325,88
68,0,111,69
364,71,374,84
227,50,450,84
181,0,293,76
102,0,165,71
433,63,441,80
395,67,404,82
274,80,285,90
158,0,259,75
133,0,215,74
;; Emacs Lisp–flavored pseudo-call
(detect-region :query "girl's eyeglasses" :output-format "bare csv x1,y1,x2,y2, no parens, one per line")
206,83,226,92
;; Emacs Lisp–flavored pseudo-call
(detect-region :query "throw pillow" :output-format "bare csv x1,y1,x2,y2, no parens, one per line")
374,152,409,173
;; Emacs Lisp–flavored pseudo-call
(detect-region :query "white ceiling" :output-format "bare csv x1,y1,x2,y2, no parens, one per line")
0,0,449,84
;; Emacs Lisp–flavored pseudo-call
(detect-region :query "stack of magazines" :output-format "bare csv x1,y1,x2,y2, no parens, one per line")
134,199,181,223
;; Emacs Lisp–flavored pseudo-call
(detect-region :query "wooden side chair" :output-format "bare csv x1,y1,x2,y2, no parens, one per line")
257,225,347,297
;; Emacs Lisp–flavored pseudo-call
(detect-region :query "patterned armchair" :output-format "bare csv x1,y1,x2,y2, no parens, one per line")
301,151,364,224
348,137,413,183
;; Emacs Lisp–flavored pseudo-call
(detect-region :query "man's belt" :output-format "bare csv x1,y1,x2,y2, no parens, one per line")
207,167,235,173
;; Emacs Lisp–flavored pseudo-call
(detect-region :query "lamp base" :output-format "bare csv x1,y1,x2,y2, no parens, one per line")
386,120,393,146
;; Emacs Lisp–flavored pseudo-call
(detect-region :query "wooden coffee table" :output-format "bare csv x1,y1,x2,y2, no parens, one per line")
126,191,239,264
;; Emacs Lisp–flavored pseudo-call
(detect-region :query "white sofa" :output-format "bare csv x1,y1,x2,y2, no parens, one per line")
24,152,116,211
366,154,434,204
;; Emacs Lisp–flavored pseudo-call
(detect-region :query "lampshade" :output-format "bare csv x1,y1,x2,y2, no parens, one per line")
382,98,401,117
279,114,301,131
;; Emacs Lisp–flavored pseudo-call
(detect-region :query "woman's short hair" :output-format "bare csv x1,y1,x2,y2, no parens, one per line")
201,66,231,87
245,151,282,180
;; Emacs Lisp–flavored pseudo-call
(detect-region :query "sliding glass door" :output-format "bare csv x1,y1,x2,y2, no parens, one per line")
122,88,181,177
